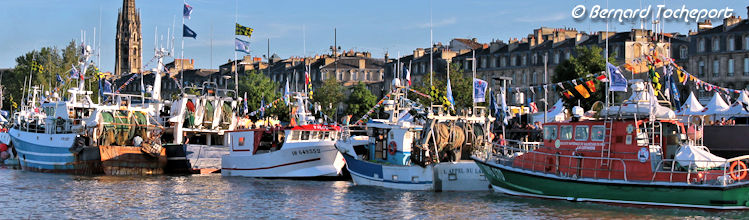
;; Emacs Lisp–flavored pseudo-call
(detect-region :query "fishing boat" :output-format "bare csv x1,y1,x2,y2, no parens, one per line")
162,83,238,174
473,81,749,210
221,92,345,178
94,94,166,175
336,85,494,191
9,45,102,174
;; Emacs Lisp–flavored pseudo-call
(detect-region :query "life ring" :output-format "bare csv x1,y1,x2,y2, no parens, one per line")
730,161,747,181
388,141,397,155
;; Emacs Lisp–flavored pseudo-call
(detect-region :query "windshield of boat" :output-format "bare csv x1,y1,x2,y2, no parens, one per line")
560,125,573,140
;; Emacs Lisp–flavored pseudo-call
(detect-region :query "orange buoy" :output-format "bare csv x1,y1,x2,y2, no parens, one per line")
730,161,747,181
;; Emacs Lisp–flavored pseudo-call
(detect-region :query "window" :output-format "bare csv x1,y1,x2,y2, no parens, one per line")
698,60,705,76
729,58,735,76
698,38,705,52
729,36,736,51
481,57,487,69
713,60,720,77
574,125,589,141
713,37,720,52
543,125,558,140
301,131,310,140
521,55,527,66
511,56,517,67
291,131,301,141
500,56,506,67
554,52,560,64
531,72,537,84
490,57,496,68
523,72,528,85
680,46,688,59
591,125,605,141
560,125,573,140
745,35,749,51
532,53,538,65
565,51,571,60
745,57,749,76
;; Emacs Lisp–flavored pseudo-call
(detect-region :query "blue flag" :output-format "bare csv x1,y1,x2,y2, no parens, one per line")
490,90,500,119
473,78,488,103
446,77,455,111
183,24,197,39
607,62,627,92
56,74,64,85
183,3,193,19
235,38,251,54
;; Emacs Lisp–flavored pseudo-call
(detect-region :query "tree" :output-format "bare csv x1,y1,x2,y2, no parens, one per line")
410,62,473,112
553,46,616,110
3,40,88,111
237,70,288,121
313,78,344,120
345,82,377,119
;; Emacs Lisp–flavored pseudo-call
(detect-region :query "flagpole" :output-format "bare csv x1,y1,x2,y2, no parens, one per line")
180,0,186,94
234,0,239,97
472,50,476,110
544,52,548,124
605,0,610,109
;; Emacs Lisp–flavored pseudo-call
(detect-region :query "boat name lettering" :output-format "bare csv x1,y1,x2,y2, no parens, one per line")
292,148,320,156
442,167,482,174
559,141,604,147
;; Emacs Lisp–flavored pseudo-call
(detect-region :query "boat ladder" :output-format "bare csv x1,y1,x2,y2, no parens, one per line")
600,118,614,167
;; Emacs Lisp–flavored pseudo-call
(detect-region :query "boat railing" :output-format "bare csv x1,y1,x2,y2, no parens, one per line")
651,155,749,186
491,142,629,181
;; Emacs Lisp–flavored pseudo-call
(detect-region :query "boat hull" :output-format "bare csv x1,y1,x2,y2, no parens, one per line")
10,129,101,174
99,145,167,175
474,158,749,210
165,144,228,174
221,143,344,178
342,153,490,191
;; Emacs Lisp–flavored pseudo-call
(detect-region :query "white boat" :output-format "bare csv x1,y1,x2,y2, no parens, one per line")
336,86,494,191
221,93,345,177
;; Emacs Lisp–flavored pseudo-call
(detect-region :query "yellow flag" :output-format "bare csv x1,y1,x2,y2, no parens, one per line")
574,84,590,98
235,23,254,38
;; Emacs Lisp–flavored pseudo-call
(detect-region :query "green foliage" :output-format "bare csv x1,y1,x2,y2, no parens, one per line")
345,82,377,119
237,70,288,121
313,78,344,120
552,46,616,110
410,62,472,112
3,40,100,111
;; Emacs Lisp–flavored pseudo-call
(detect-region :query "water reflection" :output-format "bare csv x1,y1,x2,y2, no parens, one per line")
0,168,747,218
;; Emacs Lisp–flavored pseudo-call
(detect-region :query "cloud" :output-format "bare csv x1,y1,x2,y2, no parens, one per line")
515,13,566,23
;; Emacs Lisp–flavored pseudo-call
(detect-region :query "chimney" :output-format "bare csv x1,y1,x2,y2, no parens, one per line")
724,16,742,31
697,20,712,32
324,57,335,65
359,59,366,69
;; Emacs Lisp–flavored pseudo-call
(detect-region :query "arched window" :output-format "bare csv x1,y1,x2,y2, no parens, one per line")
713,37,720,52
728,35,736,51
698,38,706,52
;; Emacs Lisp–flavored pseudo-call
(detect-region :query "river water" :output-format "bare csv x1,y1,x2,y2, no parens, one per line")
0,167,745,219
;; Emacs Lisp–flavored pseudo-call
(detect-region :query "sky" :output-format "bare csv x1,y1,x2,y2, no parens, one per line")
0,0,747,71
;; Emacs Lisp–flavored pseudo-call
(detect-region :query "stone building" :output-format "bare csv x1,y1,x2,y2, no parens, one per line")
114,0,142,76
382,42,465,92
687,7,749,99
446,27,686,105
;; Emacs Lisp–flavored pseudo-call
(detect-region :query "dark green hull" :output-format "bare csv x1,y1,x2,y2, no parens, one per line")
473,158,749,210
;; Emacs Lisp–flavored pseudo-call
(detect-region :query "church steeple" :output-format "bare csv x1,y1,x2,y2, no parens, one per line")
115,0,142,76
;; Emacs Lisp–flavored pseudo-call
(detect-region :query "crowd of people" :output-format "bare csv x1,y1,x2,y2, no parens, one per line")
708,117,737,126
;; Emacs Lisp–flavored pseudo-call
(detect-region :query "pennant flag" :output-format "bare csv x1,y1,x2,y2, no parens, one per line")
562,90,573,99
607,62,627,92
529,102,538,113
234,38,251,54
669,74,681,108
284,80,290,105
56,74,64,85
596,74,608,82
499,89,509,125
585,80,596,93
473,78,488,103
183,24,197,38
183,3,193,19
490,90,500,119
446,77,455,111
243,92,249,115
404,65,411,86
574,84,591,98
235,23,254,38
70,64,79,79
676,68,686,84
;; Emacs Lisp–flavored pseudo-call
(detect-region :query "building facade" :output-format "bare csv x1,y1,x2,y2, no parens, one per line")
114,0,142,76
687,9,749,99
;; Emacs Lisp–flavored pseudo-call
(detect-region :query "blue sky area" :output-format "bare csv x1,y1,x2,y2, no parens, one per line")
0,0,747,71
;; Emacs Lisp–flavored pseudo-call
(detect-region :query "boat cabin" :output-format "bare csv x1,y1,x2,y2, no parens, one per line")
226,124,340,155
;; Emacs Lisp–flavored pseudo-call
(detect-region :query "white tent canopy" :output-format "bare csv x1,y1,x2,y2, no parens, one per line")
531,99,566,123
700,92,730,115
719,101,749,116
677,91,704,115
739,90,749,104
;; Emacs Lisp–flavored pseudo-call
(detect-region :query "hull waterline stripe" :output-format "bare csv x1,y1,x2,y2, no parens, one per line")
223,158,321,170
15,148,74,157
491,185,749,210
348,167,433,185
20,158,71,166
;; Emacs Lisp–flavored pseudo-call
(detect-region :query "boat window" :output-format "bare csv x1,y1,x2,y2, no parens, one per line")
330,131,337,140
559,125,573,140
543,125,558,140
574,125,589,141
310,131,318,140
301,131,310,140
291,131,301,141
322,131,330,140
591,125,605,141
